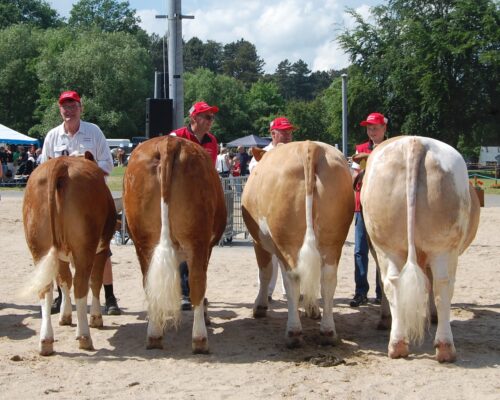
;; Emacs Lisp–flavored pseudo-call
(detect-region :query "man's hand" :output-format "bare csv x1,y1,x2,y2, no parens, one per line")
352,152,370,164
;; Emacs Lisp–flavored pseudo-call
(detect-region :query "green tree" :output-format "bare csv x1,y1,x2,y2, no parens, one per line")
245,80,285,137
32,29,152,138
338,0,500,150
184,37,223,74
0,0,62,29
222,39,264,86
0,25,42,135
69,0,142,34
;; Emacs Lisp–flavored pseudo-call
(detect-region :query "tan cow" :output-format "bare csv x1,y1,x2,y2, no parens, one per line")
361,136,480,362
23,153,116,355
123,136,226,353
242,141,354,347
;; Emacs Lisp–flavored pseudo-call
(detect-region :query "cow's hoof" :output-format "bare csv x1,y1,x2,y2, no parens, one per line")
192,337,209,354
253,305,267,318
39,338,54,356
59,314,72,326
305,304,321,320
376,316,391,331
388,340,409,359
146,336,163,350
286,330,304,349
77,335,94,351
435,341,456,363
89,314,103,328
319,330,338,346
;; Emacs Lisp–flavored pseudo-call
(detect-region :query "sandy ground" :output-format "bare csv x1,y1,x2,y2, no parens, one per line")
0,193,499,399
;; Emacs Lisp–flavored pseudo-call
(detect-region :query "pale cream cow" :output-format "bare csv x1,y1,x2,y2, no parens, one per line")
242,141,354,347
361,136,480,362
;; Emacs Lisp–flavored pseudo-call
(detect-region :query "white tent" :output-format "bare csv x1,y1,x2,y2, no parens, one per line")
0,123,39,145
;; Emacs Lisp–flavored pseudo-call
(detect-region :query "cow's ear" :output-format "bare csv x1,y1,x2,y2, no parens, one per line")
84,151,95,162
252,147,266,162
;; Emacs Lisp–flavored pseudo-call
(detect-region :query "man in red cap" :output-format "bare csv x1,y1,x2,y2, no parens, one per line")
170,101,219,165
41,90,121,316
349,112,387,307
170,101,220,310
248,116,296,301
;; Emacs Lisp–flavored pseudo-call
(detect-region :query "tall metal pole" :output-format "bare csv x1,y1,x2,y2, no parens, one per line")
341,74,348,158
166,0,194,129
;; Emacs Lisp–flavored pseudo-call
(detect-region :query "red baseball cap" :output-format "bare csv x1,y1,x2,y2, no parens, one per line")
58,90,81,104
269,117,295,131
189,101,219,116
360,112,387,126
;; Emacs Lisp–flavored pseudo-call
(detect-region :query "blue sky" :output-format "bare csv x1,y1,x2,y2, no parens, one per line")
46,1,382,73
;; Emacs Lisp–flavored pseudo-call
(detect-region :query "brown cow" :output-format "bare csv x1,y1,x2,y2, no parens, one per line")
123,136,226,353
242,141,354,347
23,153,116,355
361,136,480,362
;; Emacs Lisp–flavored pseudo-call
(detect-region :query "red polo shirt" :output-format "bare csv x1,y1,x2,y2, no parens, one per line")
171,126,218,166
354,140,374,212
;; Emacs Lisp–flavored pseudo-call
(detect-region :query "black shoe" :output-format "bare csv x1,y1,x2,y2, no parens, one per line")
181,296,192,311
105,295,121,315
372,297,382,305
349,294,368,307
51,296,62,314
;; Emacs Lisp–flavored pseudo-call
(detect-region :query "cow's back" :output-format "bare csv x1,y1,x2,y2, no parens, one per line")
243,141,353,268
362,136,479,261
123,136,226,272
23,157,115,260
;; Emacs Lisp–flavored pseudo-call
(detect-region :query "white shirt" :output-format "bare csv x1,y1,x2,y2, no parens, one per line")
249,142,274,173
41,121,113,175
216,153,229,173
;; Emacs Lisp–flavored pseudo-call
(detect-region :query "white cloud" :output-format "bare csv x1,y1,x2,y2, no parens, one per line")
49,0,379,73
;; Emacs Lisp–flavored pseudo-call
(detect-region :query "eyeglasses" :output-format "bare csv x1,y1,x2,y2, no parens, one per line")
199,114,215,121
60,103,80,111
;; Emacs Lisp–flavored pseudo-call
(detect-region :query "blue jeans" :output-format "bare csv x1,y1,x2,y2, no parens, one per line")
179,261,189,298
354,212,382,298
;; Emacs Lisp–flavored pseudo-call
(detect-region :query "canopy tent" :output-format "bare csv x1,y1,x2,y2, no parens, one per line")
0,123,39,146
225,134,271,148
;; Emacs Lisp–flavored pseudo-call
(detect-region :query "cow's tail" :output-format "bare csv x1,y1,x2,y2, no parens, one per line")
398,137,429,344
25,160,68,298
295,141,322,312
145,138,182,330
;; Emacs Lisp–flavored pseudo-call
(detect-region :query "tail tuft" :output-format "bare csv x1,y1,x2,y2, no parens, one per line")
397,260,429,344
145,241,181,331
23,247,59,299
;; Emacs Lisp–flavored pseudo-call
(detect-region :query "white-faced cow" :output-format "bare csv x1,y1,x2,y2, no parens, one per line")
242,141,354,347
361,136,480,362
23,153,116,355
123,136,226,353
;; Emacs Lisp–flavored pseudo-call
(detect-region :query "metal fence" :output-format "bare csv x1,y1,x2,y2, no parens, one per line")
113,175,250,246
219,176,249,245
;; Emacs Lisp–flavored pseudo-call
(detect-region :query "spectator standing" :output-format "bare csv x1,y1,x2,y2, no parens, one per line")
41,90,121,315
236,146,251,176
170,101,219,310
249,116,295,300
349,112,386,307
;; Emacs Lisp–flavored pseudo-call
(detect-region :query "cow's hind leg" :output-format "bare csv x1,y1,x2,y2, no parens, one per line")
72,254,94,351
57,261,73,326
384,258,409,359
431,253,458,363
89,250,108,328
39,284,55,356
319,263,339,345
283,271,303,348
252,242,273,318
188,250,210,354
